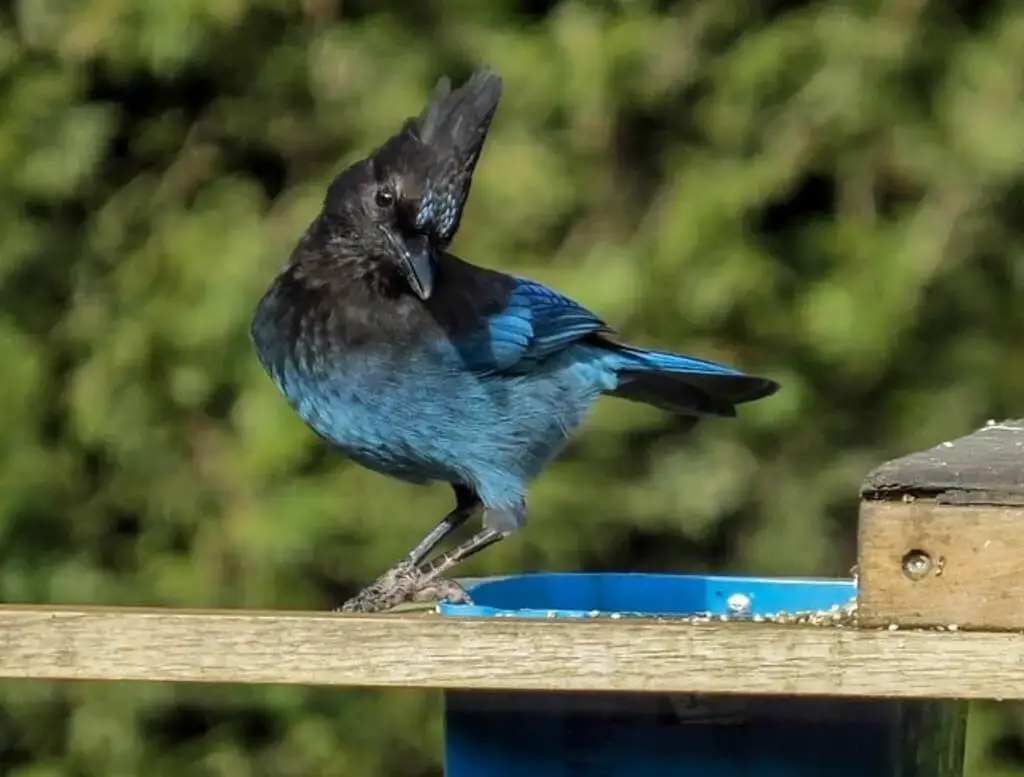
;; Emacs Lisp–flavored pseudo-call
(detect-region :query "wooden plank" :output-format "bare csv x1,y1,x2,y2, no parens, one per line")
858,501,1024,630
861,420,1024,505
857,421,1024,629
0,605,1022,699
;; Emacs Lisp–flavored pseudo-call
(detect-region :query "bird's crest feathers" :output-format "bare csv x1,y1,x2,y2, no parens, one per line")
372,69,504,247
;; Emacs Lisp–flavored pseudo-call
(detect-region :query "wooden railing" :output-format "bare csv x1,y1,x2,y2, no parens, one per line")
3,421,1023,774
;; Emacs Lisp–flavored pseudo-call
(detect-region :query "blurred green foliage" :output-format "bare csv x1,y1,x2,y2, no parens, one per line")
1,0,1023,775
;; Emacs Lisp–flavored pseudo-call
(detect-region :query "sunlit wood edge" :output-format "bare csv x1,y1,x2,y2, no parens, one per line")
1,605,1021,699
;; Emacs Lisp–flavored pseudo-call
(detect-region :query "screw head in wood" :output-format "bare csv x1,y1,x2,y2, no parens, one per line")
901,549,933,581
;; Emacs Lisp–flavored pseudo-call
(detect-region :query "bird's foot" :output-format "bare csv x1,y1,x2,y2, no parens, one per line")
337,560,472,614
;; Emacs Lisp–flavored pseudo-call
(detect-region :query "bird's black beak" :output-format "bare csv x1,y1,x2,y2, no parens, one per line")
381,226,434,300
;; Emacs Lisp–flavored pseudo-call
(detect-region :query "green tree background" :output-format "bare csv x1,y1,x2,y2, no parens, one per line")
2,0,1023,774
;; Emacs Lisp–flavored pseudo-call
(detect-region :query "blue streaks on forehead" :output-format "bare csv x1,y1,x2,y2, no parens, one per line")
414,177,461,241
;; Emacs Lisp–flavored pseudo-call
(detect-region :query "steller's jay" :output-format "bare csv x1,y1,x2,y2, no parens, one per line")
250,68,779,613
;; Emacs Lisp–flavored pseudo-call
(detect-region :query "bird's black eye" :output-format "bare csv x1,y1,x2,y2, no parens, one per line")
375,186,395,209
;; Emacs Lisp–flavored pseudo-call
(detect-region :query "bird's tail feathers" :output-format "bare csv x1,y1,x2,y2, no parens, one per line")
606,344,778,417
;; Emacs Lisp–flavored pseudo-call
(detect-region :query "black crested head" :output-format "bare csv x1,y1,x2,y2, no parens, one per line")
287,68,503,303
296,158,435,301
374,67,503,248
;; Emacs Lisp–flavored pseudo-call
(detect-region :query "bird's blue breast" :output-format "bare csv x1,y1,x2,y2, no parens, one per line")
264,336,616,507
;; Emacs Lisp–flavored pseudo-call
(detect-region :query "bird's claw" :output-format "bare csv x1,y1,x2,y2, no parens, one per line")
337,561,472,613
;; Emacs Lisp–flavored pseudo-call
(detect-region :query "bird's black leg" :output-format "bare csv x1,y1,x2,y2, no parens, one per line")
339,500,522,614
403,485,481,566
338,485,480,613
414,527,506,580
340,528,508,614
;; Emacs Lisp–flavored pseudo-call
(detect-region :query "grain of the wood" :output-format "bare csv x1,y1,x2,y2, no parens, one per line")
858,500,1024,630
0,605,1022,699
861,420,1024,505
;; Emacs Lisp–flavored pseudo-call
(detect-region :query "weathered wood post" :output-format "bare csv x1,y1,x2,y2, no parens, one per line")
858,420,1024,631
439,422,1024,776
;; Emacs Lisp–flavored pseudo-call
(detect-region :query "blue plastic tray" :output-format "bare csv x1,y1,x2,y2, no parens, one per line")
438,571,856,619
437,573,907,777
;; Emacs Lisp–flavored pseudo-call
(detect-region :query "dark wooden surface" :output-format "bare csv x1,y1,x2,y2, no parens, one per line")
861,420,1024,505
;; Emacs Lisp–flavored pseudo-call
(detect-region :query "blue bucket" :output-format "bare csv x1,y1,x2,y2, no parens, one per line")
437,573,964,777
437,571,855,620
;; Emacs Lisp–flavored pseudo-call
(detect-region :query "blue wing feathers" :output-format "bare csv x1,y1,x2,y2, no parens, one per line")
457,278,609,372
509,281,608,359
447,274,777,414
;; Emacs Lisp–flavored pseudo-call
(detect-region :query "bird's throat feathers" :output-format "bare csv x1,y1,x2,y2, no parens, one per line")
284,218,421,301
